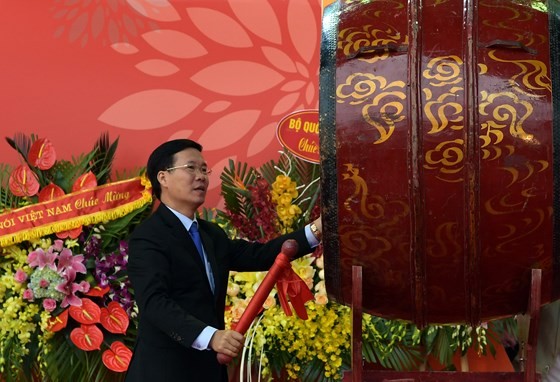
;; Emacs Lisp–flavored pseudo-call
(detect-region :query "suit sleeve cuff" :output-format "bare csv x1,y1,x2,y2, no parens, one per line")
305,224,320,248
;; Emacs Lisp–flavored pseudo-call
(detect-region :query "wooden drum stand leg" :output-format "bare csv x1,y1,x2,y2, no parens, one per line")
351,265,363,382
524,268,542,382
344,267,542,382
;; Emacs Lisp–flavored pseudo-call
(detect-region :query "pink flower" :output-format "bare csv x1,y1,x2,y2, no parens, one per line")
57,248,86,275
43,298,57,312
56,274,83,308
78,281,90,294
53,239,64,252
39,279,50,288
14,269,27,283
23,289,34,301
27,248,57,271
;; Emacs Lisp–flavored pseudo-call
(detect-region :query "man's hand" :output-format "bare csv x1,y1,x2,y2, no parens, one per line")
209,330,244,358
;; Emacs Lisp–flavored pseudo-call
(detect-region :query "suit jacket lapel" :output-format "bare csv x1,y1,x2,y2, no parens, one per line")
156,205,207,272
157,205,218,296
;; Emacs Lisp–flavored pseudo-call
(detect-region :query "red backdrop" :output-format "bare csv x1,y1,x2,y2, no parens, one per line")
0,0,323,208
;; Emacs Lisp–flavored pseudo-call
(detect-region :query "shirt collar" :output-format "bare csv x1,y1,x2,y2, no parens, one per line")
165,204,197,231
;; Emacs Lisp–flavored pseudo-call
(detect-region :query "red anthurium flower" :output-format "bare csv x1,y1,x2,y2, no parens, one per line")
38,183,65,202
102,341,133,373
28,138,56,170
9,165,40,197
69,298,101,325
47,309,69,332
100,301,129,334
56,226,83,240
72,171,97,192
85,285,110,297
70,324,103,351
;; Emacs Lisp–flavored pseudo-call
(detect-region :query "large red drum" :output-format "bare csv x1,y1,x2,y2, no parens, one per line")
319,0,560,326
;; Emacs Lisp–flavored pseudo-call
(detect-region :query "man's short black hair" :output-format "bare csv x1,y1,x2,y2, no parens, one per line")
146,139,203,200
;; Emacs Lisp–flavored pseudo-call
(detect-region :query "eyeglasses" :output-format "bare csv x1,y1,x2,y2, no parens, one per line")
165,163,212,176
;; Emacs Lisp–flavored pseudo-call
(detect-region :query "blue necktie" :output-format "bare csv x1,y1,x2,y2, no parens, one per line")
189,221,204,262
190,222,215,293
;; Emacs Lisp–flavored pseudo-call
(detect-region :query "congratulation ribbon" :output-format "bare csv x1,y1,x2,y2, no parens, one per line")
0,176,152,247
217,239,313,364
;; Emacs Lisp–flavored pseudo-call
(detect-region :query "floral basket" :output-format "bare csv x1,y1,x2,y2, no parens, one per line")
0,133,152,382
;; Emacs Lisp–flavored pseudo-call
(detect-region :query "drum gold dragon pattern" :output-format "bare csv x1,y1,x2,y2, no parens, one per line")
320,0,559,325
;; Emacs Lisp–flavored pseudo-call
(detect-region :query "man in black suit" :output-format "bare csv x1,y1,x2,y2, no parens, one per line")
125,139,322,381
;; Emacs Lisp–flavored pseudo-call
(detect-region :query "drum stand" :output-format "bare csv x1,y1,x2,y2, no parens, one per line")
343,266,542,382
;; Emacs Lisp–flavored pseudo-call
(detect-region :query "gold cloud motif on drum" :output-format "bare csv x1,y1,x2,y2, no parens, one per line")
342,163,410,227
338,24,408,63
423,55,463,87
479,90,535,149
422,55,465,182
499,160,549,188
336,73,406,144
424,139,465,183
487,50,551,97
427,222,462,259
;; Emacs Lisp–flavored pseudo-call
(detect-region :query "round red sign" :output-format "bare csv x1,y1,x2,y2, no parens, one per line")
276,109,319,164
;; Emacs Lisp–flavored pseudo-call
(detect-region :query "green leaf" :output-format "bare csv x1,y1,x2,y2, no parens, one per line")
114,167,145,181
5,133,32,162
49,151,96,193
88,133,119,185
219,159,258,217
362,339,377,363
97,204,152,251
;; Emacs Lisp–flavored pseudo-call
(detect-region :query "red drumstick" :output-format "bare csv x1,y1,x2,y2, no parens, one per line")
217,239,299,365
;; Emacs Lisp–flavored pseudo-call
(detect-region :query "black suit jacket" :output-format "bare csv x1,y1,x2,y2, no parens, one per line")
125,204,313,382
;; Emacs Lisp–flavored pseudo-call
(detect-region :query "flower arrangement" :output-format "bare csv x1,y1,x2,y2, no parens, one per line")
0,133,151,382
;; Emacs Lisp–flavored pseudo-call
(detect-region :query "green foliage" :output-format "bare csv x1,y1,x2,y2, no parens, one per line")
5,133,33,163
113,167,146,181
219,159,258,219
96,204,152,251
89,133,119,185
49,154,94,193
362,317,422,371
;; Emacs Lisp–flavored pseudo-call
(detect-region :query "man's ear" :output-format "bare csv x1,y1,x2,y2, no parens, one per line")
157,170,168,188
